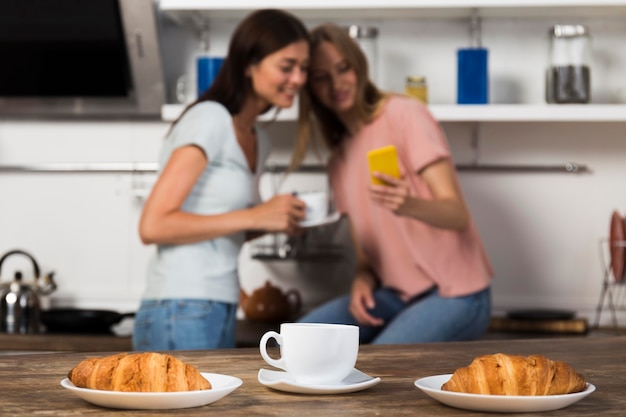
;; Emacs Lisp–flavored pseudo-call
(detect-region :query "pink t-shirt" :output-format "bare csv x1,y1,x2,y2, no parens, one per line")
328,96,493,299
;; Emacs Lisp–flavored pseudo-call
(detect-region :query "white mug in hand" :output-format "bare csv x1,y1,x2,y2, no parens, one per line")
259,323,359,385
297,191,328,224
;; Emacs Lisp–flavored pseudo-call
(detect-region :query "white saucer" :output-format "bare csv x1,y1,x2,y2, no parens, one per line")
299,212,341,228
258,368,381,394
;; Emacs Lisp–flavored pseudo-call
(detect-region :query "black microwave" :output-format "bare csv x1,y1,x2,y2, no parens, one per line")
0,0,165,118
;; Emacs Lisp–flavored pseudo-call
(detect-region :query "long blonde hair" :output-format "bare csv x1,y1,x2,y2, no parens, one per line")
290,23,387,170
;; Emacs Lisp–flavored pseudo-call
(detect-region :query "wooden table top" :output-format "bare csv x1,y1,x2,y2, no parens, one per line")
2,335,625,416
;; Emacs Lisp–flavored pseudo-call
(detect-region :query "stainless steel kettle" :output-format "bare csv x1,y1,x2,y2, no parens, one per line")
0,249,57,334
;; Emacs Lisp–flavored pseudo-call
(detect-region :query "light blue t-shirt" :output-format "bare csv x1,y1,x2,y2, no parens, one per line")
143,101,270,303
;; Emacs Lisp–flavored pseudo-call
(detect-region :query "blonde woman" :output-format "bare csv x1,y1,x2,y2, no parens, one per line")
296,23,493,344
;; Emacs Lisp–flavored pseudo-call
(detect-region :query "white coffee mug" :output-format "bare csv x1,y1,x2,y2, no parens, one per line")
259,323,359,385
297,191,328,224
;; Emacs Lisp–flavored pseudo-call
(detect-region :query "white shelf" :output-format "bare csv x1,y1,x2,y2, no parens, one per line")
162,103,626,123
160,0,626,20
430,104,626,122
161,104,298,123
160,0,626,124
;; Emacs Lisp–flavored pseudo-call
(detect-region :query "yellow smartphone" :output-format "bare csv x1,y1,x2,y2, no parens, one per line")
367,145,401,185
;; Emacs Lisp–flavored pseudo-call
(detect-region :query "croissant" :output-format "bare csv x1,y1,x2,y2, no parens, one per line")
441,353,586,396
68,352,211,392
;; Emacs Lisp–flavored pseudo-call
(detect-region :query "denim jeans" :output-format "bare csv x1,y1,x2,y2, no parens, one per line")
132,299,237,351
298,287,491,344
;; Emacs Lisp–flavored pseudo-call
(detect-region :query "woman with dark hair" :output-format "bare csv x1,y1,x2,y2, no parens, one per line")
133,9,310,351
296,23,493,344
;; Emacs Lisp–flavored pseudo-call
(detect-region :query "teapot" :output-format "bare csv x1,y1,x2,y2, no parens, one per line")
240,280,301,322
0,249,57,334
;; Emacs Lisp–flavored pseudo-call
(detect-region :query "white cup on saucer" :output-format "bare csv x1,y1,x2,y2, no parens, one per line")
259,323,359,385
296,191,329,225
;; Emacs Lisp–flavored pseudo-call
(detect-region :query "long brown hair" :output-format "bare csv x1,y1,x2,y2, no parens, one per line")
172,9,310,127
292,23,386,169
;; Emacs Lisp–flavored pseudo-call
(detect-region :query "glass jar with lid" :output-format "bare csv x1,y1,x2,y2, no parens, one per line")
345,25,379,82
405,76,428,104
546,24,591,104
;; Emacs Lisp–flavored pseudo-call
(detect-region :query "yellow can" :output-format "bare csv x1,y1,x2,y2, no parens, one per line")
405,76,428,104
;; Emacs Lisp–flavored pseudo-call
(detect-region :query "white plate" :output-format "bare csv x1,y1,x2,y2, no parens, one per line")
61,372,242,410
299,212,341,228
415,374,595,413
258,368,381,394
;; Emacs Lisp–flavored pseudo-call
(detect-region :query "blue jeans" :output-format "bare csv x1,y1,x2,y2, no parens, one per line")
298,287,491,344
132,299,237,351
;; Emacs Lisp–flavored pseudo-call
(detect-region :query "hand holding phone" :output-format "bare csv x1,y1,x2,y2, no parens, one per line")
367,145,401,185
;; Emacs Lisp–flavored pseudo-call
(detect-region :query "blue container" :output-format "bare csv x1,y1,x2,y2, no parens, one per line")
197,56,224,97
457,48,488,104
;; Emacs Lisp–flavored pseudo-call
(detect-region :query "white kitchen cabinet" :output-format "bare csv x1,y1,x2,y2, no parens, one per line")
159,0,626,123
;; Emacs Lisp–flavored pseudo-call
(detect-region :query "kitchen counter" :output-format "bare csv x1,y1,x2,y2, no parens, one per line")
0,321,277,353
2,335,625,416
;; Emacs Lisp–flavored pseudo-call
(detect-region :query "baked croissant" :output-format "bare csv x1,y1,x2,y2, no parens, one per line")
441,353,586,396
68,352,211,392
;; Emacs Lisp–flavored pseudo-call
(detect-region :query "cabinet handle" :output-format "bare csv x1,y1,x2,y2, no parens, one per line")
0,163,159,173
456,162,590,173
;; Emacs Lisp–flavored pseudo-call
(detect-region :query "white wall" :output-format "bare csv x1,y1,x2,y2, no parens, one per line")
0,120,164,312
451,123,626,322
1,12,625,327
